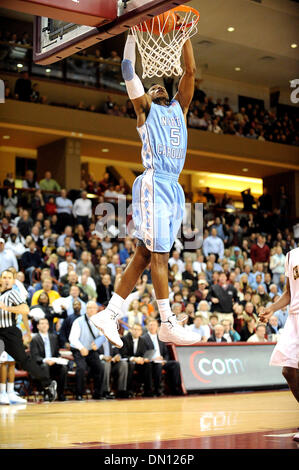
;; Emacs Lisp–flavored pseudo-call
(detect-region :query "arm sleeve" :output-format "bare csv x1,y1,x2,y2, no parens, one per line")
121,35,145,100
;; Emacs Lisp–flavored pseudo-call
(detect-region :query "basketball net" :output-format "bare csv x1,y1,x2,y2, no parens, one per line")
131,6,199,79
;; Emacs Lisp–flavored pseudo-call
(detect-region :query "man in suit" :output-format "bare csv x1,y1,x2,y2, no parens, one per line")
30,317,68,401
98,337,129,399
58,299,82,349
119,323,153,397
207,323,228,343
69,301,106,400
143,319,182,396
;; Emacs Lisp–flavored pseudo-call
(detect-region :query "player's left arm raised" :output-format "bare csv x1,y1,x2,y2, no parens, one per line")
174,39,196,118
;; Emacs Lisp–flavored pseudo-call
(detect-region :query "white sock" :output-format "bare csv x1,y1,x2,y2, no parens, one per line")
7,383,14,393
0,383,6,394
157,299,172,322
108,293,125,314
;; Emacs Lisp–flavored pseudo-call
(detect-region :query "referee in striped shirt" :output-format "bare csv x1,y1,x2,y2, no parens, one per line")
0,270,57,401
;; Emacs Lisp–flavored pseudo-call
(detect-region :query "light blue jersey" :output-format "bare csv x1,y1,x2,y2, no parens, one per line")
137,99,187,177
132,99,187,252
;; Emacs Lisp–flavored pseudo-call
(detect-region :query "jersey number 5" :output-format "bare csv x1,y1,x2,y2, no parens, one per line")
170,128,180,147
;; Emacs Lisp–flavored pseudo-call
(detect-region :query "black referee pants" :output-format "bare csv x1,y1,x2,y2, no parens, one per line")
0,327,51,388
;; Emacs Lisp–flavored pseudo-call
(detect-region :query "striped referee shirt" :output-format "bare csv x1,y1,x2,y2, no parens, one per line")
0,289,24,328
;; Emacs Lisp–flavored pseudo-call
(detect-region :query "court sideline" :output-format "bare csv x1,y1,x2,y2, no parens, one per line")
1,390,298,449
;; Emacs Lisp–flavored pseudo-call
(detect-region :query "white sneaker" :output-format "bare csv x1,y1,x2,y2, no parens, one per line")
90,308,123,348
293,432,299,442
8,392,27,405
158,315,201,345
0,392,10,405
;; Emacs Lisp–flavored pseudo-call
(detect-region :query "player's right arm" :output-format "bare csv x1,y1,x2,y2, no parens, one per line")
259,277,291,322
121,34,151,127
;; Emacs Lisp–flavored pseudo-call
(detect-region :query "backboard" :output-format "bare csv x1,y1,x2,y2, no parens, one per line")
31,0,190,65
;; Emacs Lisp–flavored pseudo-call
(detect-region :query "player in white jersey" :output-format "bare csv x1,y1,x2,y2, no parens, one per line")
260,247,299,442
91,34,200,349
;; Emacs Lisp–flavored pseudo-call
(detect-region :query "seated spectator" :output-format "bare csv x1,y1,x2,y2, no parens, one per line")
98,337,128,399
274,306,288,330
57,226,77,251
251,273,266,291
266,315,281,342
240,318,256,341
3,228,25,259
58,251,76,279
74,224,88,249
143,319,182,396
58,299,83,348
22,170,39,190
269,245,285,285
78,267,96,291
69,301,106,400
192,252,206,273
247,323,267,342
0,238,18,273
187,314,208,341
30,318,68,401
221,319,241,342
119,323,153,397
31,278,60,306
194,279,209,302
3,188,18,216
78,273,97,301
182,259,198,290
126,299,145,329
196,300,210,322
60,284,87,316
119,238,134,265
29,291,66,334
2,172,15,191
97,273,113,306
243,301,259,323
76,250,96,278
20,240,42,284
45,197,57,216
207,324,227,343
256,284,271,306
17,209,33,238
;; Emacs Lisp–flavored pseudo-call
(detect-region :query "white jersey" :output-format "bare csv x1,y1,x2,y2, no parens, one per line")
285,247,299,315
269,247,299,369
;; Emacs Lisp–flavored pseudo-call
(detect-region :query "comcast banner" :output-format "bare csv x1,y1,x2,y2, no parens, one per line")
174,343,287,392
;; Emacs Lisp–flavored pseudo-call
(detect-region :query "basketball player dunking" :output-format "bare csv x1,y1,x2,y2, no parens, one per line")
260,247,299,442
91,34,200,348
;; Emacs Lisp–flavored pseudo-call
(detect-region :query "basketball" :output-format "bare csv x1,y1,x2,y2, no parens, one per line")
145,11,178,35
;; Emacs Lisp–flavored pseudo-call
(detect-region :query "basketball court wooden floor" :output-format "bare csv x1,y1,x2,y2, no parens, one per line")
0,390,298,449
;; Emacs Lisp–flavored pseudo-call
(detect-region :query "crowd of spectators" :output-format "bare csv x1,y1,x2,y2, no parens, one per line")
2,27,298,147
188,80,298,146
0,167,297,401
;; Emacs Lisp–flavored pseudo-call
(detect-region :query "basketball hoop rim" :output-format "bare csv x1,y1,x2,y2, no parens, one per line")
133,5,200,33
